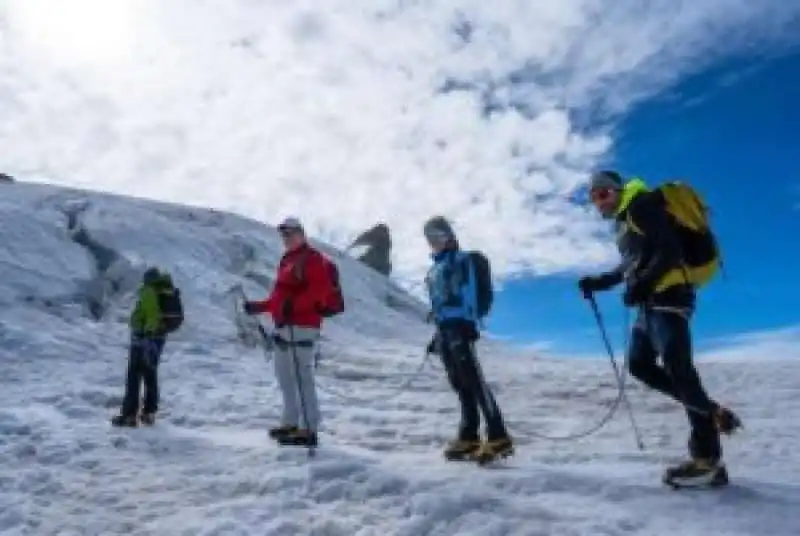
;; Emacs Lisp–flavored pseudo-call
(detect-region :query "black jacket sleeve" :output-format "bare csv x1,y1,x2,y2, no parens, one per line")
627,193,683,290
594,265,625,290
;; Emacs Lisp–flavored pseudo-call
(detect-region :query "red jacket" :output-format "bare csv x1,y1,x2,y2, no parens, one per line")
250,244,329,328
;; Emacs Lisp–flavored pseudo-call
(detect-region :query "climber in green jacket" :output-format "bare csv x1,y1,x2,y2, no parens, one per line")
129,275,162,335
112,267,183,427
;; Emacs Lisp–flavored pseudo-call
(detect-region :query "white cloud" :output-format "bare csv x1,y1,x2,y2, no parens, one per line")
0,0,798,287
697,325,800,362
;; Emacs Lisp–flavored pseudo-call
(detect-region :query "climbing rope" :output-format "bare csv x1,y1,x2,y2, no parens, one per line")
230,286,646,446
230,286,441,404
309,348,438,403
259,337,439,404
522,301,644,448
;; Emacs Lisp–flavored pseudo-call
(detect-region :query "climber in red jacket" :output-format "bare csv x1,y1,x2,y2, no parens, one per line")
246,219,332,329
244,216,343,448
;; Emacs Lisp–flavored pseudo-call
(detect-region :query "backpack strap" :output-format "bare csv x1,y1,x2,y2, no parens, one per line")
453,250,481,326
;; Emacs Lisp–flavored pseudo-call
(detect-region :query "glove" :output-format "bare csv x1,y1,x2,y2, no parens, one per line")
243,301,258,315
280,299,293,318
623,279,649,307
578,276,603,299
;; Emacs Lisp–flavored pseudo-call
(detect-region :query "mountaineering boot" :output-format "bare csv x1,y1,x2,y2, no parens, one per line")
276,429,318,447
473,435,514,465
713,404,742,435
140,412,156,426
268,424,298,440
443,439,482,461
111,414,138,427
663,458,729,489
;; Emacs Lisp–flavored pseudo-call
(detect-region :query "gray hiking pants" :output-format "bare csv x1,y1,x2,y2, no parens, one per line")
273,326,321,432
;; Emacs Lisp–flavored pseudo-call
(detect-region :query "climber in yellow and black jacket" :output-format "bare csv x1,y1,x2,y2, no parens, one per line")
581,175,700,310
579,170,741,489
112,267,181,427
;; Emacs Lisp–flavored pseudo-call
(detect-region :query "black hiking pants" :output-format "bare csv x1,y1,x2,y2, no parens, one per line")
121,336,166,417
627,308,720,461
437,322,508,442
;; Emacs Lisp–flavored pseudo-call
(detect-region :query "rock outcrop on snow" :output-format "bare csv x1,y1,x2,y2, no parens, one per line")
62,202,140,320
348,223,392,276
0,173,14,183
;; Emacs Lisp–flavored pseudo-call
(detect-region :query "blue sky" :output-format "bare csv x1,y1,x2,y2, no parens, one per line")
491,49,800,355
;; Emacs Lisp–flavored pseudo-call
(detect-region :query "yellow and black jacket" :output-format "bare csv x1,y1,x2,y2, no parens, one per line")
596,178,695,310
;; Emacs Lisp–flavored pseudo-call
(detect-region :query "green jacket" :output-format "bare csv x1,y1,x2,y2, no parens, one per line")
130,282,163,335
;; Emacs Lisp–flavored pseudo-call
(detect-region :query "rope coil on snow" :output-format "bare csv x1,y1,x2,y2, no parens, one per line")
522,362,629,442
520,307,638,444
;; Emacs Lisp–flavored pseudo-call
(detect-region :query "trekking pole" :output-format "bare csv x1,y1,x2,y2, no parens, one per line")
288,324,315,458
255,323,275,354
235,289,274,361
588,296,645,450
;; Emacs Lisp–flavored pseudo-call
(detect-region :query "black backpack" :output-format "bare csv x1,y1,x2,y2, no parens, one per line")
158,285,184,334
467,251,493,318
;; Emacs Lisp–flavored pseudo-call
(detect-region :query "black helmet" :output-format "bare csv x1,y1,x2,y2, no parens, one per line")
589,170,624,191
143,267,161,285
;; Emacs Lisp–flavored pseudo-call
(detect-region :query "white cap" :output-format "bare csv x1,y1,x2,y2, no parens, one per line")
277,216,304,232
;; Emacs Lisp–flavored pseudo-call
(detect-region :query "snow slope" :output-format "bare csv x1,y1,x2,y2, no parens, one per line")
1,181,798,536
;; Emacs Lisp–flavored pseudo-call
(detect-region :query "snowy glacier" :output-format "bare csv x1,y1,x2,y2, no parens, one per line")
0,181,798,536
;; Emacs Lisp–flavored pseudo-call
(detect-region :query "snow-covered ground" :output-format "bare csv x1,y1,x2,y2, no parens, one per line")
1,181,798,536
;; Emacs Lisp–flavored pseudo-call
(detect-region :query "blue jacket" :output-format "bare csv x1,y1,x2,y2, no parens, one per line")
425,249,479,325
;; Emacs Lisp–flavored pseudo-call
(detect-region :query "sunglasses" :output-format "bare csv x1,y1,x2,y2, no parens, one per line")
278,226,301,236
589,188,615,203
425,230,449,245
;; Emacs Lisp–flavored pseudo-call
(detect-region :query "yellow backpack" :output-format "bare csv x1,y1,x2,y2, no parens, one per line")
656,181,723,287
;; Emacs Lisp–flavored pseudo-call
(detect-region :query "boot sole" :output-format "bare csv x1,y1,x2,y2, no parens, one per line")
269,428,299,440
444,451,481,462
475,447,514,466
110,420,139,428
663,469,729,489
